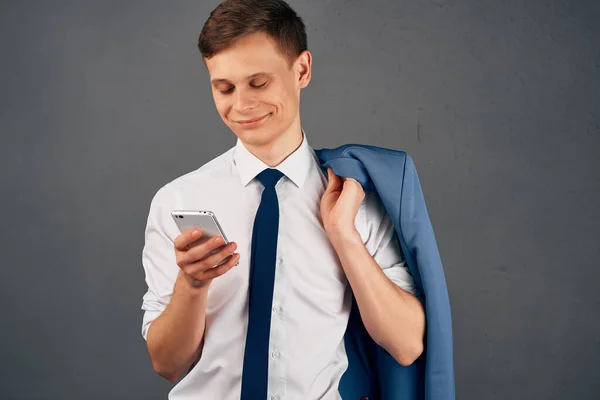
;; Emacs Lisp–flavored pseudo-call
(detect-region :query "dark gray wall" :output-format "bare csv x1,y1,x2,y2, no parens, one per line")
1,0,599,399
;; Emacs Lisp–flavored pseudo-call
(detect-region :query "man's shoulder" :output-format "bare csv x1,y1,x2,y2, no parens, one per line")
153,146,235,199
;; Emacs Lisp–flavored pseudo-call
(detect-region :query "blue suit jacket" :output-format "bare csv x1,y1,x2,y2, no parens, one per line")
315,144,455,400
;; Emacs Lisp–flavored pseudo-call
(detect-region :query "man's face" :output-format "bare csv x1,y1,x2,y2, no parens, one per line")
205,32,310,149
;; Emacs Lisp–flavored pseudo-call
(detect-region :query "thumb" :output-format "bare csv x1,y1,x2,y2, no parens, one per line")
325,168,340,191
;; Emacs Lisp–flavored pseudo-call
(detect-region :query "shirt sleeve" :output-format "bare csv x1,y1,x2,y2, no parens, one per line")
140,185,180,340
359,191,419,297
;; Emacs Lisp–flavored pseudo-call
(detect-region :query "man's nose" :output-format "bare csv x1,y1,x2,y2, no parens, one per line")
234,89,258,112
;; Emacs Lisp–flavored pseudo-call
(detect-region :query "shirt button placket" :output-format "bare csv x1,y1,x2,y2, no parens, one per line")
269,349,282,399
271,252,285,400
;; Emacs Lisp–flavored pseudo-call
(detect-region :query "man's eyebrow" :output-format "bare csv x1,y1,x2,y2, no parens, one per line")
210,72,273,85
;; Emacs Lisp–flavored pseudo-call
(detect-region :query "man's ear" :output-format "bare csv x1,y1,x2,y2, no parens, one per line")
296,50,312,89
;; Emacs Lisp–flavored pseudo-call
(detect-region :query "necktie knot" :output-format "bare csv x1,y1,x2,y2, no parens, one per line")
257,168,284,188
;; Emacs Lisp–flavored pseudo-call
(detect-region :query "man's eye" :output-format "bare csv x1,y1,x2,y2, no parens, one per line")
218,81,265,94
251,82,267,89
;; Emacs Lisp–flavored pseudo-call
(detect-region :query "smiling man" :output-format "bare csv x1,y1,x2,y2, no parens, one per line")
140,1,425,399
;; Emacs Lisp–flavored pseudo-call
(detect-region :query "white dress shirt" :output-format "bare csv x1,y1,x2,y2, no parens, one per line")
140,131,418,400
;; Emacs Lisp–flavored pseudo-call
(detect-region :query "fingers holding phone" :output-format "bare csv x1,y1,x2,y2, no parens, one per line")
172,211,240,288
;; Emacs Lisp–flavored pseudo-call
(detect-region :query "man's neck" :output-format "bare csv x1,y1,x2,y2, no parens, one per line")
242,122,304,168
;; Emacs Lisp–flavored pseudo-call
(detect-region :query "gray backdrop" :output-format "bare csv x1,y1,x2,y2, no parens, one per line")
1,0,599,399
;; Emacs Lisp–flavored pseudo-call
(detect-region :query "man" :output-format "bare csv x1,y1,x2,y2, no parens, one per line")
140,0,426,398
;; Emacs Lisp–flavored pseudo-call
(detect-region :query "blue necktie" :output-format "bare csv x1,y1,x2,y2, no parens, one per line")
240,168,284,399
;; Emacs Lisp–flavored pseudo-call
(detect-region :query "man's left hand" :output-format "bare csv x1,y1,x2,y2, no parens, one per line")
320,168,365,240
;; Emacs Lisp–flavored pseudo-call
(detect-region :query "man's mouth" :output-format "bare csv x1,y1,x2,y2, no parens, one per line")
234,113,270,124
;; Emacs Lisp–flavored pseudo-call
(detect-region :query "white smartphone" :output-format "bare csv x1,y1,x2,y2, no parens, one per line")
171,210,233,266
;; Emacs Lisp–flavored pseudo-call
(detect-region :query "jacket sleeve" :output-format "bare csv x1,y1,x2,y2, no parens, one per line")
399,153,456,400
362,191,419,297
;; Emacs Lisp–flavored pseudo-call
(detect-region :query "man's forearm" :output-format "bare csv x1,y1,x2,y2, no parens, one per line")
330,232,426,366
146,270,209,381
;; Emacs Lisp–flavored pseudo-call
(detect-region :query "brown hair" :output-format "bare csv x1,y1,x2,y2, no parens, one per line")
198,0,308,68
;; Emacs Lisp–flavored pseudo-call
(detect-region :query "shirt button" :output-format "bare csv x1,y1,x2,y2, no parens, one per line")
270,396,280,400
272,305,278,313
271,351,280,359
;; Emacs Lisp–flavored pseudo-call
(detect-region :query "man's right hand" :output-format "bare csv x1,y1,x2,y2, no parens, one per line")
174,229,239,288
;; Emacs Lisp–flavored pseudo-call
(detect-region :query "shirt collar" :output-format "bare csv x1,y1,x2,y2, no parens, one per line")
233,129,314,188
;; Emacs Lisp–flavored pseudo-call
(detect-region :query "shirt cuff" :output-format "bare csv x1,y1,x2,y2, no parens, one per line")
382,261,420,296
